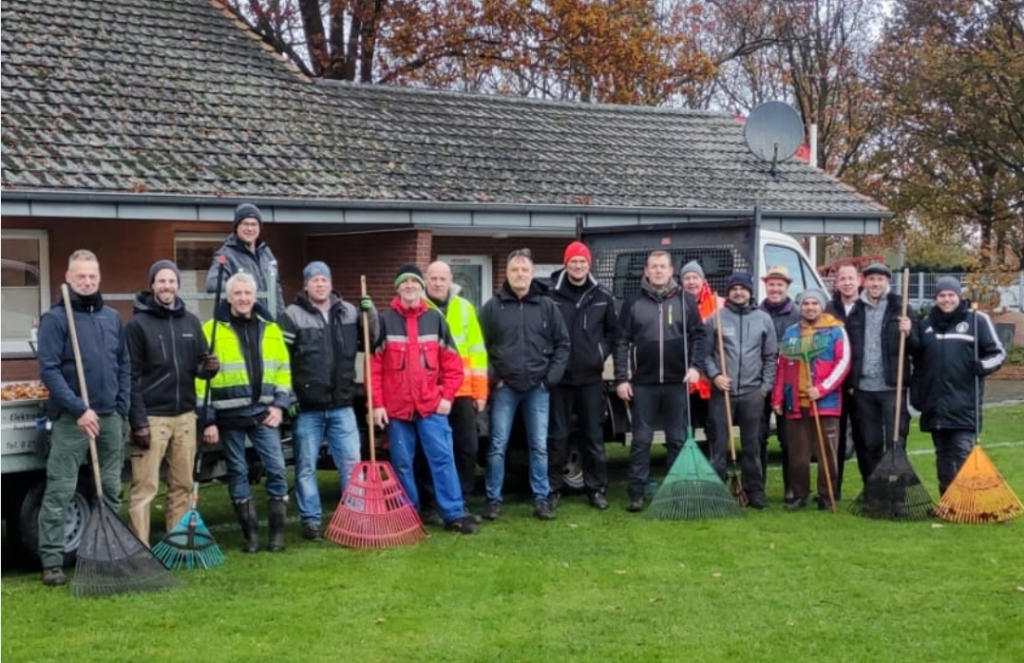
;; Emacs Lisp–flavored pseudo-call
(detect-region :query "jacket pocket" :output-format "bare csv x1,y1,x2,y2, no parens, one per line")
388,348,407,371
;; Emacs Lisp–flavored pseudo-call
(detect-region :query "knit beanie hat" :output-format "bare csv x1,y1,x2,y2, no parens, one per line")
862,263,892,279
935,276,962,298
148,259,181,285
233,203,262,231
681,260,704,279
726,272,754,295
563,241,592,265
796,288,829,306
395,263,425,289
302,261,331,285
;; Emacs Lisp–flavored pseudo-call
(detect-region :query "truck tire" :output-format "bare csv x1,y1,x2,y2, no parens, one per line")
14,481,92,569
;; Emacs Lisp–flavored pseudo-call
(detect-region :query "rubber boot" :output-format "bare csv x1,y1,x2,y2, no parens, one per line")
268,497,287,553
233,499,259,553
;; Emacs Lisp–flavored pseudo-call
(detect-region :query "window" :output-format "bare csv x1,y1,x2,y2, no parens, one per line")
1,230,50,357
174,233,223,320
436,255,493,309
764,243,822,298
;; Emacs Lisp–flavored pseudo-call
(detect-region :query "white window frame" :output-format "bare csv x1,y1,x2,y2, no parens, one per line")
2,229,51,358
437,254,493,307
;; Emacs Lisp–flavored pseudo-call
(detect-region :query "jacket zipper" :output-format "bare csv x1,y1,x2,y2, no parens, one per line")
169,317,182,413
735,310,744,396
658,301,664,383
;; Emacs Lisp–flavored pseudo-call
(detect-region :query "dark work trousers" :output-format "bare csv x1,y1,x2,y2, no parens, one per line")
853,389,909,483
627,383,688,501
689,392,717,459
414,398,478,510
785,409,839,502
835,390,860,499
709,390,765,501
548,381,608,495
761,398,790,496
932,429,974,495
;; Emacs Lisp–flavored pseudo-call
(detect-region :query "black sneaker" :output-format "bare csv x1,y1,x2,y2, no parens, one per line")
747,497,768,510
589,491,610,510
547,491,561,510
533,500,555,520
42,566,66,587
785,497,808,511
484,500,501,521
816,496,835,512
419,508,444,526
444,516,480,534
302,524,323,541
627,497,644,513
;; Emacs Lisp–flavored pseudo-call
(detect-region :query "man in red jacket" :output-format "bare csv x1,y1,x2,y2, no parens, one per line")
371,264,478,534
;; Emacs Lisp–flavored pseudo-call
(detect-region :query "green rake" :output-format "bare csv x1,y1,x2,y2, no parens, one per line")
646,293,743,521
152,451,226,570
646,431,745,520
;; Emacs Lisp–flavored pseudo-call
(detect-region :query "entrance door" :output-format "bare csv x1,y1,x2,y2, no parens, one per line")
437,255,492,309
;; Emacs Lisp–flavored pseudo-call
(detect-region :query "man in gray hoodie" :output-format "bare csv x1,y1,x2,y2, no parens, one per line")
704,272,778,508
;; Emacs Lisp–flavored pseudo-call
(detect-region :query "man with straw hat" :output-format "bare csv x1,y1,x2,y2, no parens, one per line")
126,260,220,547
908,277,1005,495
371,264,478,534
772,288,850,511
36,249,131,586
758,265,801,500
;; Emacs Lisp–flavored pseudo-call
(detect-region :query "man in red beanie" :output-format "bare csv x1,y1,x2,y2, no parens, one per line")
545,241,617,509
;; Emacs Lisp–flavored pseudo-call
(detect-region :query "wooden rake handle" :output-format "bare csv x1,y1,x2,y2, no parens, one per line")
803,352,836,513
360,275,377,463
61,283,104,500
892,268,910,446
712,302,738,462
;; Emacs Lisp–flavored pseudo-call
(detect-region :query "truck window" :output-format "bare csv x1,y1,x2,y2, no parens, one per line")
1,230,50,358
608,247,741,302
763,244,819,298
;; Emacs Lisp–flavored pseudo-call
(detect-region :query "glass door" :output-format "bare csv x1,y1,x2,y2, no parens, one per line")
437,255,493,309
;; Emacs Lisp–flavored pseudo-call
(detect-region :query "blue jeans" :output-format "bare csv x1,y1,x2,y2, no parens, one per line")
293,407,361,526
486,385,551,503
220,424,288,502
387,414,464,522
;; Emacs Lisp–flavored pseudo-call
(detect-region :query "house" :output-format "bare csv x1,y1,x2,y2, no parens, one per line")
0,0,889,380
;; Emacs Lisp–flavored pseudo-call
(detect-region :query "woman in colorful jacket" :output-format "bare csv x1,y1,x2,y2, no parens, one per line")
772,288,850,511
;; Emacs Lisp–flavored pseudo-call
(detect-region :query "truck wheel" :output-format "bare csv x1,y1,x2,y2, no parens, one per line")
560,435,585,492
15,482,92,569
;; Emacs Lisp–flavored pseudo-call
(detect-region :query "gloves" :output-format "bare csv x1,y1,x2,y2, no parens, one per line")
359,297,374,312
202,354,220,373
287,403,300,419
131,427,151,450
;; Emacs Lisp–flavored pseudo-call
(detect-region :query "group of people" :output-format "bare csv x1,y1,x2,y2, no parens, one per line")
35,202,1007,588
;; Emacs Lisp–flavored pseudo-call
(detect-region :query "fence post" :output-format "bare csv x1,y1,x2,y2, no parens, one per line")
918,271,925,305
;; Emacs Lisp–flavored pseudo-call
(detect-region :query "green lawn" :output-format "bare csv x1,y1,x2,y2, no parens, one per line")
3,405,1023,663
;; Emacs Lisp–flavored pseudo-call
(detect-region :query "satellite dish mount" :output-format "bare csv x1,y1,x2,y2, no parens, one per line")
744,101,804,175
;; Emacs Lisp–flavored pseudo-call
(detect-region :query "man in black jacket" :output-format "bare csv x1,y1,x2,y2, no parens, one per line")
126,260,219,547
909,277,1005,495
844,263,916,484
825,263,861,499
279,261,377,541
480,249,570,521
206,203,285,316
614,250,708,512
546,241,617,510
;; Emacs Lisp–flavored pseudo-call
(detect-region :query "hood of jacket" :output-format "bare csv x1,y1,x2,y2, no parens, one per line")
223,231,269,257
52,289,106,314
550,268,600,294
132,290,185,318
802,312,843,330
388,295,430,318
640,277,681,301
292,290,344,315
497,279,549,303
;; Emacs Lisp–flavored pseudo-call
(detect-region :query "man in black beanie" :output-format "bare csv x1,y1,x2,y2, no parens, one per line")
126,259,219,546
205,202,285,316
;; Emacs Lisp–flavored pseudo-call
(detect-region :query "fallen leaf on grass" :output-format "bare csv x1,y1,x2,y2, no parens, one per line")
561,561,571,568
769,542,775,550
711,572,723,578
649,597,663,604
786,617,796,626
375,617,386,624
1016,586,1024,593
931,523,944,529
613,569,627,575
567,523,579,529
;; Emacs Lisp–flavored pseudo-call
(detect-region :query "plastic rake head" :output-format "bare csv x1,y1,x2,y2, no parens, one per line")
646,437,744,521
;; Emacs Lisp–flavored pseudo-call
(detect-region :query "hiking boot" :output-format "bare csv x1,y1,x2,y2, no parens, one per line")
627,496,644,513
233,498,260,553
547,491,561,510
268,497,288,552
484,500,501,521
302,524,323,541
816,496,835,512
785,497,808,511
444,515,480,535
419,508,444,526
42,566,66,587
748,496,768,510
589,491,610,510
533,500,555,520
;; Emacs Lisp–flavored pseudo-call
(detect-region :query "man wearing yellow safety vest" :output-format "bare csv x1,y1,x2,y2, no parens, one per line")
198,272,292,553
420,261,489,520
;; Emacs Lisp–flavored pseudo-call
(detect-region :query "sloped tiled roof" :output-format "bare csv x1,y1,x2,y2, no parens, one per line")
1,0,887,216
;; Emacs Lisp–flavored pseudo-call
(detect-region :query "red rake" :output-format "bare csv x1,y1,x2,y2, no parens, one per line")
325,276,427,549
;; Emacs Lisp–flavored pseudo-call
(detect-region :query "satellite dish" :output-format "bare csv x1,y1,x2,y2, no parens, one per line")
744,101,804,173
